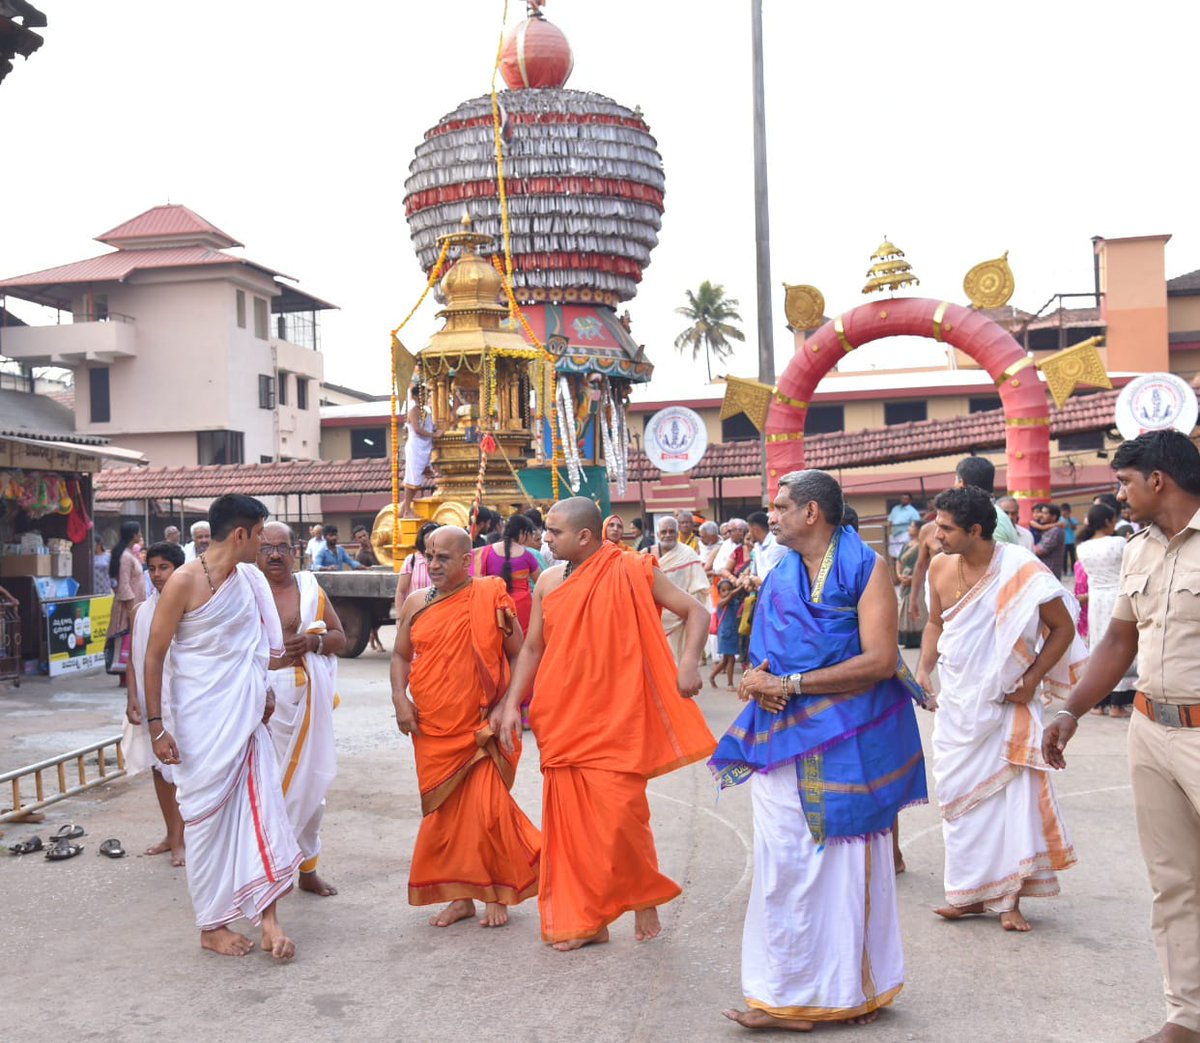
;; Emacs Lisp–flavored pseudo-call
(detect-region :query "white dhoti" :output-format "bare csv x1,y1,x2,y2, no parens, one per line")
933,543,1087,911
267,572,338,873
168,564,302,930
122,593,171,781
742,764,904,1022
403,409,434,488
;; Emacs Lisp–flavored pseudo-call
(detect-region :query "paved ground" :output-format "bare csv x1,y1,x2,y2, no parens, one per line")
0,650,1166,1043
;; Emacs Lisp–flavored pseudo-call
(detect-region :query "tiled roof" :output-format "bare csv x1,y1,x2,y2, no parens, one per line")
0,387,78,437
94,390,1121,500
1024,306,1101,330
93,458,425,502
1168,268,1200,295
0,246,257,291
95,204,242,249
628,389,1120,480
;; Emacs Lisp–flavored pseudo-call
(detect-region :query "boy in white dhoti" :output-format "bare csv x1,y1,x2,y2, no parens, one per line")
918,486,1087,932
123,541,187,866
257,521,344,897
401,389,437,518
144,495,301,960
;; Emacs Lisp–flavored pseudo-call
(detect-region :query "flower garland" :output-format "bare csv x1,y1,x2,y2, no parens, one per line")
556,375,583,493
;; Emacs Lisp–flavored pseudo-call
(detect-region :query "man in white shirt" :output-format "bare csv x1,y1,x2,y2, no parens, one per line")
712,518,748,576
304,524,326,570
747,511,787,582
182,521,211,563
998,497,1036,552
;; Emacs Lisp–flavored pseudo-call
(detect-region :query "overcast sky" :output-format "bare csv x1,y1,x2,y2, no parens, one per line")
2,1,1196,401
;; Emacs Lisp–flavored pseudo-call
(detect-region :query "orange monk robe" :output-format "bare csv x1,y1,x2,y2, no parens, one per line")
407,577,540,906
529,542,717,943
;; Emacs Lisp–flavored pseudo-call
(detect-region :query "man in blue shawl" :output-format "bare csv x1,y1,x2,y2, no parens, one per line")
715,470,927,1032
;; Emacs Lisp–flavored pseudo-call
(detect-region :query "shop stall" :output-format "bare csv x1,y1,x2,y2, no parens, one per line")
0,432,142,675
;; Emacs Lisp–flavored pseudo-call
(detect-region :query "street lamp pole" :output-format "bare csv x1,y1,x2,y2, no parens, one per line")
751,0,775,503
630,431,648,533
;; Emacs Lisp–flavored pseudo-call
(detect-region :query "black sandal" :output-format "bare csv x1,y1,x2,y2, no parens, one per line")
8,836,43,855
50,824,85,843
99,838,126,859
45,840,83,861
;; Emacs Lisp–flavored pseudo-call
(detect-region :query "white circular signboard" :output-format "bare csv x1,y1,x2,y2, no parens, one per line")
644,406,709,474
1114,373,1199,441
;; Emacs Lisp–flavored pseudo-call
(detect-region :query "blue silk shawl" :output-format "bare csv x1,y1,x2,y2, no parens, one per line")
708,528,928,844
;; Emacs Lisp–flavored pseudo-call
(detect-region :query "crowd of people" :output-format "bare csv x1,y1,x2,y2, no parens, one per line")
98,429,1200,1043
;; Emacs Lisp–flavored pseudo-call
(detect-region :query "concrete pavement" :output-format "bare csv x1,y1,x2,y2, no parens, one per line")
0,653,1166,1043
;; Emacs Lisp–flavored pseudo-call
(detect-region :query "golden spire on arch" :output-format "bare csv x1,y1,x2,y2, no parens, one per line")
862,238,920,296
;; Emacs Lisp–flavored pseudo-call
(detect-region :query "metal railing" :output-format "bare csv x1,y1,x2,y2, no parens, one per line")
0,734,125,823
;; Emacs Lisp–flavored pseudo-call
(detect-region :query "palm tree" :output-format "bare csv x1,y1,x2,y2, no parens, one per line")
673,281,746,381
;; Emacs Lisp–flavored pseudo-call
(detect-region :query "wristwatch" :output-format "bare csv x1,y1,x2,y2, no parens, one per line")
782,672,805,697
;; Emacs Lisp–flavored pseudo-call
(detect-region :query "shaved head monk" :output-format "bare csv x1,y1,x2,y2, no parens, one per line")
391,526,540,929
493,497,717,951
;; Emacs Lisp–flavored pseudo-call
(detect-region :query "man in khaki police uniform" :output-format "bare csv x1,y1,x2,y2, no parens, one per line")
1045,430,1200,1043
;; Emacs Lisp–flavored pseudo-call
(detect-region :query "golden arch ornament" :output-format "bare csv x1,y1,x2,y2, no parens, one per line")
766,298,1050,523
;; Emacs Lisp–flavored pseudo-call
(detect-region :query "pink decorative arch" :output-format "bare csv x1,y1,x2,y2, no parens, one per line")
766,298,1049,524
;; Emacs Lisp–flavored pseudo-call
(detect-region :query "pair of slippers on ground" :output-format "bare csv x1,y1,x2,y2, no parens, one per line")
7,824,125,861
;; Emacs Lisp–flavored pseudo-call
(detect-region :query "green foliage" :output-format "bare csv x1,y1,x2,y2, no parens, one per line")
673,281,746,381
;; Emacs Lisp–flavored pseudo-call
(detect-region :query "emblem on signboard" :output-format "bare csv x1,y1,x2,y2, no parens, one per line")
644,406,709,474
1114,373,1199,441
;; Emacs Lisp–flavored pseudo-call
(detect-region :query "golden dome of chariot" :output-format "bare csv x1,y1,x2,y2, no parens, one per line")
437,212,506,315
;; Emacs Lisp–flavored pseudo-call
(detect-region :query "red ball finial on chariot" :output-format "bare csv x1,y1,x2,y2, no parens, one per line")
499,2,573,90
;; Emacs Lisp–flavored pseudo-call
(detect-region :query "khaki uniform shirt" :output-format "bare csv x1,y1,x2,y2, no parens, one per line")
1112,506,1200,704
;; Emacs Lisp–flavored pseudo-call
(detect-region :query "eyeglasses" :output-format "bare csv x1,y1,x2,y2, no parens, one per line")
258,543,292,557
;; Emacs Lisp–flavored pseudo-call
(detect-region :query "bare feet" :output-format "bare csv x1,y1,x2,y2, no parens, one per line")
847,1011,880,1025
552,926,610,952
634,907,662,941
479,902,509,927
935,902,986,920
894,856,907,874
1000,908,1032,932
298,870,337,897
200,926,254,957
260,905,295,961
722,1009,814,1032
170,841,185,868
145,837,172,856
430,899,476,927
1137,1023,1200,1043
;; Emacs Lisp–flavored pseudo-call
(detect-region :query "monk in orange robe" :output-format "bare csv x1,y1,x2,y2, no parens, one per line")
392,526,540,928
494,497,715,950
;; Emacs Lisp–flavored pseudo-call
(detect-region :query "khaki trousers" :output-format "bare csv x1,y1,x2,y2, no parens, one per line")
1129,709,1200,1032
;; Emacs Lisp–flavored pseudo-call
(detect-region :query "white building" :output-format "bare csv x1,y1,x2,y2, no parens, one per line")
0,204,335,467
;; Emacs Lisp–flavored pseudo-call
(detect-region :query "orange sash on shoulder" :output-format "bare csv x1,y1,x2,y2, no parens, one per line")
408,577,518,814
530,542,716,778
